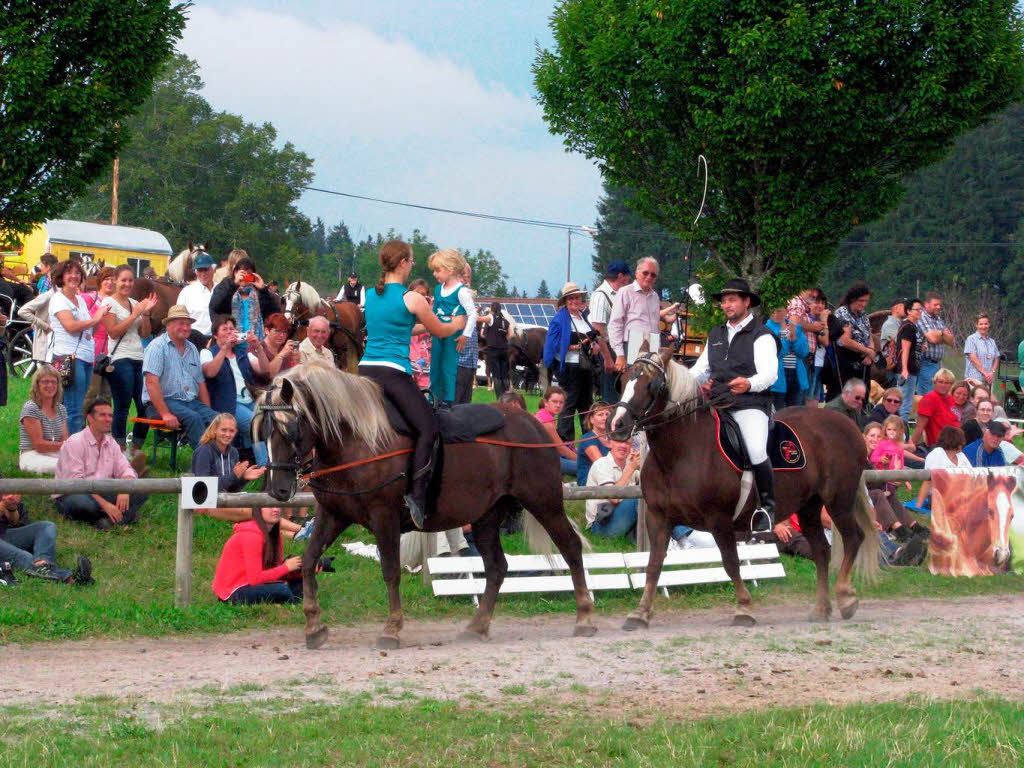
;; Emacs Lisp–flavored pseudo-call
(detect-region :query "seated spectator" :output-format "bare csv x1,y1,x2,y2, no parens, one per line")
534,386,577,477
576,401,612,485
250,312,300,383
768,508,833,559
55,399,148,529
824,379,868,429
585,439,641,538
863,422,930,543
964,421,1009,468
961,399,996,444
0,491,92,584
949,380,972,422
200,315,271,465
765,306,809,409
299,315,335,366
211,507,303,605
208,257,278,341
909,368,959,450
19,365,68,475
912,426,971,511
869,387,903,425
142,305,219,448
498,391,527,410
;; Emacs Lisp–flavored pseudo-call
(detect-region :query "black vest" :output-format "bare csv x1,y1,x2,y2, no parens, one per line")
483,313,509,350
341,282,363,303
707,317,774,412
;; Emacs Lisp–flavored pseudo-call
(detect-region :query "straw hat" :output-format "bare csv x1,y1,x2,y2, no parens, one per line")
557,281,588,307
162,305,195,325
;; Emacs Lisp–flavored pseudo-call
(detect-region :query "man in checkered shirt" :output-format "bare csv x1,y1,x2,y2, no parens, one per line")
916,291,955,395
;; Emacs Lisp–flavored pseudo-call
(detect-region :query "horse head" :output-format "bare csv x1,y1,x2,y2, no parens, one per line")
988,474,1016,569
254,377,315,501
608,344,676,440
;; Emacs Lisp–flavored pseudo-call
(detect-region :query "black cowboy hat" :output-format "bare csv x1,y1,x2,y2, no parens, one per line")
711,278,761,307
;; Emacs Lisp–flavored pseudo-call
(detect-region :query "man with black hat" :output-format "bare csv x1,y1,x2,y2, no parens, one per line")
590,261,633,402
336,272,365,308
689,279,779,532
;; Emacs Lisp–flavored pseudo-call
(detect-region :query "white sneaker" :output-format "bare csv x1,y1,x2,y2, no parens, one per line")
666,538,682,552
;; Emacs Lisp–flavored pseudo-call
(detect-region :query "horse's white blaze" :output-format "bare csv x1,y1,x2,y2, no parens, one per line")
611,378,638,434
994,487,1012,550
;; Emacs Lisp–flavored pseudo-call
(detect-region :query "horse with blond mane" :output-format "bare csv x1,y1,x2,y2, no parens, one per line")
609,346,879,627
254,363,596,649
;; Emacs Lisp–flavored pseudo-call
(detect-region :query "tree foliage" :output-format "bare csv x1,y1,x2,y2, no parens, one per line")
535,0,1024,309
65,55,314,264
0,0,187,243
465,248,509,296
536,279,552,299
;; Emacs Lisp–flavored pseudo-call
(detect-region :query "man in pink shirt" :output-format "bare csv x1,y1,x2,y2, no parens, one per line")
55,398,148,529
608,257,665,373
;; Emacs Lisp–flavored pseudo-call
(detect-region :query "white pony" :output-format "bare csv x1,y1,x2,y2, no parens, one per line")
165,242,208,284
283,281,323,321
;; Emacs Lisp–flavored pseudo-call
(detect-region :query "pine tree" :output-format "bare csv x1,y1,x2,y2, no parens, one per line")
536,279,551,299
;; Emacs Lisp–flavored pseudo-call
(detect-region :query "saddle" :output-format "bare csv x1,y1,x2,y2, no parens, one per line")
713,409,806,473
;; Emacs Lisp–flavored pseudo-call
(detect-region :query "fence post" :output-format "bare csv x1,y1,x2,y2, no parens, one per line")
174,474,194,608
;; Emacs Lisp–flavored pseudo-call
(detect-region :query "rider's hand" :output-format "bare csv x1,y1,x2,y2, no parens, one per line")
727,377,750,394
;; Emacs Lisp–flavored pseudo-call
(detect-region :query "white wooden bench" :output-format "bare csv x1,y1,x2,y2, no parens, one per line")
624,543,786,596
426,552,630,600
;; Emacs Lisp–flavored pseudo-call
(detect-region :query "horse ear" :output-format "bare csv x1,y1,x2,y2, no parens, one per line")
280,378,295,404
659,345,674,367
639,339,650,354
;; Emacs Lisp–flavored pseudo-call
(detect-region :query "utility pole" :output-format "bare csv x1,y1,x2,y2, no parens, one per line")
566,229,571,282
110,157,120,226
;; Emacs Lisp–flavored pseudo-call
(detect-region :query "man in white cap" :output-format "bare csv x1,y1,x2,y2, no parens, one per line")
690,279,779,532
142,305,219,448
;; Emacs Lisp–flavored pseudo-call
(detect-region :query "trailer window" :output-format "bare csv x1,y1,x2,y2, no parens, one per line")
127,258,150,278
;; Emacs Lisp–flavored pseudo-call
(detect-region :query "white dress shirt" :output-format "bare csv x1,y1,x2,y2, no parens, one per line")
689,313,778,392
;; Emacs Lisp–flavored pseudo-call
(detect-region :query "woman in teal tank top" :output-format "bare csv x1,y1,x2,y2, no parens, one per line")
358,240,467,528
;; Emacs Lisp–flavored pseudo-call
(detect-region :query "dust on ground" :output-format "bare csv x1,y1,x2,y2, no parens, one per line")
6,594,1023,718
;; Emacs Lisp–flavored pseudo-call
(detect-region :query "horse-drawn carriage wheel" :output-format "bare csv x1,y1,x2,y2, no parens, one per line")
7,326,37,379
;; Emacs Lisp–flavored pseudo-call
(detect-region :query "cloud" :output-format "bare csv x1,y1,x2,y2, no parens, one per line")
178,5,603,292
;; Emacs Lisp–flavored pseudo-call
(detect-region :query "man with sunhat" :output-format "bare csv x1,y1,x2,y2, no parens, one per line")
335,271,365,308
543,282,598,443
689,279,780,532
178,250,216,348
590,260,633,402
142,304,219,448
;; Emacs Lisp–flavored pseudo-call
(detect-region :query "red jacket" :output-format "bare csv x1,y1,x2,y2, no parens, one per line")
212,520,291,600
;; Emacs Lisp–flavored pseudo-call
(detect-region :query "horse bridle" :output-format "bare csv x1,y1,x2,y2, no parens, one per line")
615,353,730,433
256,400,313,477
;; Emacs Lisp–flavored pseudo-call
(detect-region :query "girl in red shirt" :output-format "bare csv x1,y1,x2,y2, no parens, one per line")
212,507,302,604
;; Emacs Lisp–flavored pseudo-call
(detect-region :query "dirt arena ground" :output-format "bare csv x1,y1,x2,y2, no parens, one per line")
7,594,1022,717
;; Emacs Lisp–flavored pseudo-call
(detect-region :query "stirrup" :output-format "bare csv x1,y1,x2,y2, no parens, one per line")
750,506,774,534
404,494,426,529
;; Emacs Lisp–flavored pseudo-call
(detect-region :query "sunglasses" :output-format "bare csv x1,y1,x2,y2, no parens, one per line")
851,395,864,402
884,397,902,404
639,270,659,277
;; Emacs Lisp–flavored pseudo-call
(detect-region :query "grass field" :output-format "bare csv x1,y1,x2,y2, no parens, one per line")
1,691,1021,767
2,374,1024,646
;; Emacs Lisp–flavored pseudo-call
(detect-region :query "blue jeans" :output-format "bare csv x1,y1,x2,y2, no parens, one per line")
808,365,825,402
590,497,638,538
898,375,918,421
108,358,149,444
917,360,940,395
56,493,148,527
599,368,619,405
0,521,57,570
559,456,578,477
233,402,268,466
63,359,94,435
226,580,301,605
162,398,220,448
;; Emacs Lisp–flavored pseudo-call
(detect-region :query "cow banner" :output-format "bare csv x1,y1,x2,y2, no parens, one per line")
928,467,1024,577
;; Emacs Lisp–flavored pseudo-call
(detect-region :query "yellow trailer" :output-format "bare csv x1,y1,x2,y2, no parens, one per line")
16,219,173,277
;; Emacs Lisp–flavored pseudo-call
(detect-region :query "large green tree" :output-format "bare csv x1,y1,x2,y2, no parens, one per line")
465,248,509,296
535,0,1024,308
0,0,187,242
66,55,313,263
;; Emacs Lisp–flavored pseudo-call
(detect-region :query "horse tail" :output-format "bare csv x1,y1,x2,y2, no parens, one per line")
831,480,880,583
523,509,593,557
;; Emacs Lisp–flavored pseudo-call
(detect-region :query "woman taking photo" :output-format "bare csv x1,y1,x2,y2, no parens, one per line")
359,240,466,528
18,365,68,474
250,312,300,384
101,265,157,454
542,282,596,444
48,261,108,434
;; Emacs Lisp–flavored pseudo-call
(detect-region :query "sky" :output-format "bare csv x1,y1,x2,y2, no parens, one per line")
179,1,604,296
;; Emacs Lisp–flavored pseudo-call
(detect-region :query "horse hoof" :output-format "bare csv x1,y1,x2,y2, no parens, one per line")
376,635,401,650
456,630,489,643
305,626,329,650
839,599,859,620
573,624,598,638
622,616,649,632
731,613,757,627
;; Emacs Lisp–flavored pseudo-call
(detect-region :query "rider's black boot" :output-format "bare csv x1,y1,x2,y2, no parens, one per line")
750,460,776,533
404,454,435,530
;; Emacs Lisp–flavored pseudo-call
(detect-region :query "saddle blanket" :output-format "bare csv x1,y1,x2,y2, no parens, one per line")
383,401,505,443
713,409,806,473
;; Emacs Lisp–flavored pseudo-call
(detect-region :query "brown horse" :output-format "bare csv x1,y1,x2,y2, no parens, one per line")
507,326,548,391
929,472,1015,576
255,364,596,650
130,278,183,329
282,281,364,373
608,347,879,627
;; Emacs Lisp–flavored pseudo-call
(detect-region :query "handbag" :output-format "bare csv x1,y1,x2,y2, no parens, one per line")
52,352,77,388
